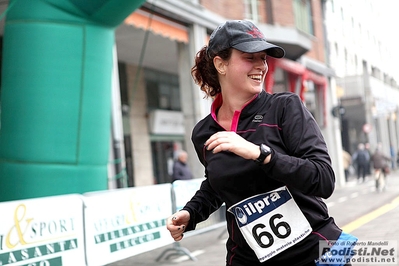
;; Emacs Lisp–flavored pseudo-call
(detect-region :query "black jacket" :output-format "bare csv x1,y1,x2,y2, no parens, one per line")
183,91,341,266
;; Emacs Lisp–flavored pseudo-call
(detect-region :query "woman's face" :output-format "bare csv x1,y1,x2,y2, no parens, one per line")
223,49,268,97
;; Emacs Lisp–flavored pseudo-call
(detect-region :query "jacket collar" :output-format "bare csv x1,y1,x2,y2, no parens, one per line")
211,91,266,117
210,90,267,130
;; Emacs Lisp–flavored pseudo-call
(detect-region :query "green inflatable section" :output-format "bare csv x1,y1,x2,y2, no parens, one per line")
0,0,145,201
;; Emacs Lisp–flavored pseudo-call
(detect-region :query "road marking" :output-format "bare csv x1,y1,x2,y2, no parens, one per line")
338,196,348,203
171,249,205,263
342,196,399,233
326,202,335,208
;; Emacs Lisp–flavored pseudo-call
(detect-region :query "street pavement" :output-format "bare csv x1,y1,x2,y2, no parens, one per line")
107,171,399,266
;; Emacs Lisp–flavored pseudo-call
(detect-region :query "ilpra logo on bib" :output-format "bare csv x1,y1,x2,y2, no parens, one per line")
228,186,312,262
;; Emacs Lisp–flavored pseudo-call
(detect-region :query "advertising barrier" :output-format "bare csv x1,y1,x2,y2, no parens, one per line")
172,178,204,212
156,179,226,262
83,184,174,266
0,180,226,265
172,178,226,232
0,195,86,266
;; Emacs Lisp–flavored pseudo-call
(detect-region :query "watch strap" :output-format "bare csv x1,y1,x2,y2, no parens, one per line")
254,144,271,165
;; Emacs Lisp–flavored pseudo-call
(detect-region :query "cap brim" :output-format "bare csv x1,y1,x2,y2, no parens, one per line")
233,41,285,58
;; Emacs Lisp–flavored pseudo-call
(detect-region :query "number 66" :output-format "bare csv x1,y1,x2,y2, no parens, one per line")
252,213,291,248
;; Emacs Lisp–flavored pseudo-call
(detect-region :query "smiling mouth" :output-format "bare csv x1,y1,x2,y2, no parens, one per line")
248,74,262,82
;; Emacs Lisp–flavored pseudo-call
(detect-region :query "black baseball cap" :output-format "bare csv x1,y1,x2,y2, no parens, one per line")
207,20,285,58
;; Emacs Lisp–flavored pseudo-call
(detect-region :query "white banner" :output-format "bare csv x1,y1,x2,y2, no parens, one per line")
148,110,185,135
83,184,174,266
0,195,86,266
172,178,204,211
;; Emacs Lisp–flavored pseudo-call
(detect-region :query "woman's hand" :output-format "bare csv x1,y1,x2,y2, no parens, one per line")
166,210,190,241
205,131,260,161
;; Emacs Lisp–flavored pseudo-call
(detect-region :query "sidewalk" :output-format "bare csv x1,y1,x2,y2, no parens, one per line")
108,171,399,266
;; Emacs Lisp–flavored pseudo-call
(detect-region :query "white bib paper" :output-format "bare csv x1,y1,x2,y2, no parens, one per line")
228,186,312,262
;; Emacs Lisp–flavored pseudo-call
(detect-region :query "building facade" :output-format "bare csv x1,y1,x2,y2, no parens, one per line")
324,0,399,164
113,0,347,188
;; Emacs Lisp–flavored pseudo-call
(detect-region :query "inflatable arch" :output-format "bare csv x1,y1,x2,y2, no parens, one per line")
0,0,145,201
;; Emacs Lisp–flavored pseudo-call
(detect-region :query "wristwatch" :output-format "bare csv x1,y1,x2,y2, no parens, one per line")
254,144,272,165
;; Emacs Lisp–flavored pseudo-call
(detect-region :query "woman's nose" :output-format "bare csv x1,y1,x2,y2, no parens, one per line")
255,59,268,72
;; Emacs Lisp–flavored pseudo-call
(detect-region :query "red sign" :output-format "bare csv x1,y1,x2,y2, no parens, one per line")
363,123,372,133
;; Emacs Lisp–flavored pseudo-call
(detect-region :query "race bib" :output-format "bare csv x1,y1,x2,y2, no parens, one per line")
228,186,312,262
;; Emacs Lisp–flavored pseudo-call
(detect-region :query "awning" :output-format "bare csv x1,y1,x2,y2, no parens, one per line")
266,57,328,127
274,57,306,76
273,57,326,85
124,9,189,43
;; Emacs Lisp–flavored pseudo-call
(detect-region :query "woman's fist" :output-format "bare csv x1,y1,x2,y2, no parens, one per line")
166,210,190,241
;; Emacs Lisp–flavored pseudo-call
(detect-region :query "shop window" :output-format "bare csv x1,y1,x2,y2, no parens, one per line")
151,141,174,184
118,62,129,106
145,68,181,111
304,81,325,127
118,61,134,187
151,140,185,184
273,68,289,93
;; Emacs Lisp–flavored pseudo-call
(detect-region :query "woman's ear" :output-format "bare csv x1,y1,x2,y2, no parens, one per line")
213,56,226,75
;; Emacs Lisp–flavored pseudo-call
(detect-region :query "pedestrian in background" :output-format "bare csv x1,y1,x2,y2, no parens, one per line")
390,144,395,169
342,149,352,182
172,150,193,182
166,20,356,266
371,144,391,191
352,143,370,183
365,142,372,175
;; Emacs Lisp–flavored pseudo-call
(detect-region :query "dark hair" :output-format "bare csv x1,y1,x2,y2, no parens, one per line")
191,46,232,98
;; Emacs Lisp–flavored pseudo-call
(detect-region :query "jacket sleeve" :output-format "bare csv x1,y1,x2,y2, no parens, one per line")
182,175,223,231
181,125,224,231
261,93,335,198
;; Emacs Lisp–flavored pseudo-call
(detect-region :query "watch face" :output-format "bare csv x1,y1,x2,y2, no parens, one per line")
261,144,271,153
255,144,271,164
